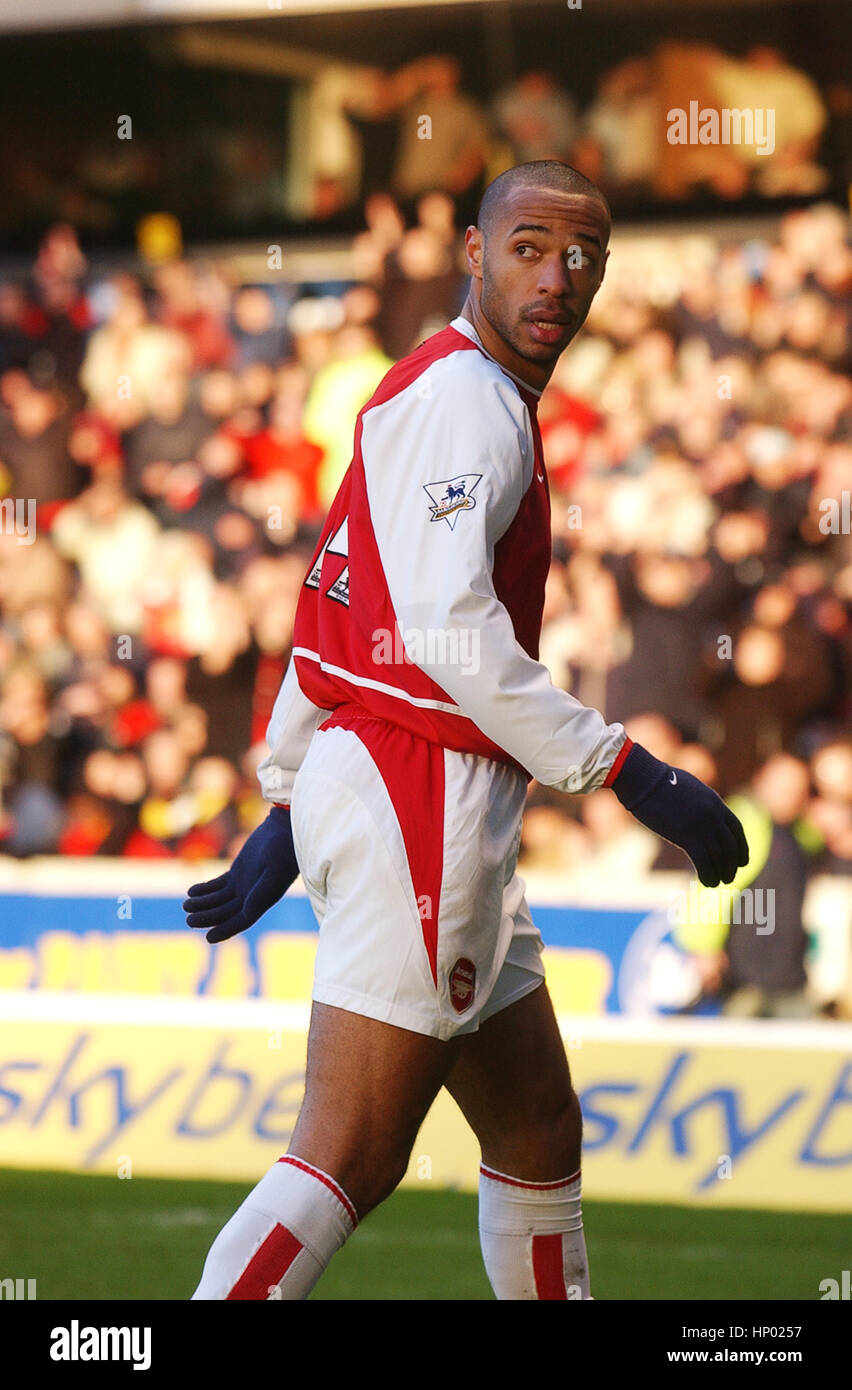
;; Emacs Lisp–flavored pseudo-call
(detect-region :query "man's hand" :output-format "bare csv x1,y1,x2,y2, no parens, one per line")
183,805,300,943
608,740,749,887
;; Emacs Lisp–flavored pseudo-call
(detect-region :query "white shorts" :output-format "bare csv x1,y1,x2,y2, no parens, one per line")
290,708,545,1041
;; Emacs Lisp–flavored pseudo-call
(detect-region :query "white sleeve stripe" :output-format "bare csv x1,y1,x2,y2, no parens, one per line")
292,646,463,715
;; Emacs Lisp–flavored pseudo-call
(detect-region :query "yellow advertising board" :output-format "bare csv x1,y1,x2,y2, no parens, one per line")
1,994,849,1211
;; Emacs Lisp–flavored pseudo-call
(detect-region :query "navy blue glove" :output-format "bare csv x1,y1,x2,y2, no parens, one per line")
607,740,749,888
183,805,300,943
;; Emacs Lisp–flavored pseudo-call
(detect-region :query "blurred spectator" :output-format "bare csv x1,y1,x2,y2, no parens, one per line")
577,59,657,198
698,608,836,792
352,193,406,283
0,662,65,855
389,57,490,203
375,193,466,359
491,72,579,164
715,47,828,198
230,286,290,369
121,370,214,498
809,738,852,873
0,285,49,376
603,546,746,739
51,475,161,634
153,260,233,371
287,64,389,219
29,224,91,389
242,384,324,522
654,43,828,201
675,754,823,1018
0,379,81,513
302,322,393,507
80,274,190,426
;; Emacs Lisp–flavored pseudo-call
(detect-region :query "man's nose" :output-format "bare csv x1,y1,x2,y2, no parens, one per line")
536,255,574,299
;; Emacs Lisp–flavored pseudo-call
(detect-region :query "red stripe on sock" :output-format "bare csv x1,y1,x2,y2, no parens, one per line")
278,1155,359,1227
480,1164,581,1191
532,1232,567,1301
226,1224,302,1300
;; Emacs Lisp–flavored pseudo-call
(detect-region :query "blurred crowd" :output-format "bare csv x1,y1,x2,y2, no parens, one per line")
522,203,851,868
8,37,848,246
260,39,845,217
520,200,852,1016
0,194,850,1008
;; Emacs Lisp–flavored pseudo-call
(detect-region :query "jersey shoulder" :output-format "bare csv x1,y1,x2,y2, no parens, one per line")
362,320,532,446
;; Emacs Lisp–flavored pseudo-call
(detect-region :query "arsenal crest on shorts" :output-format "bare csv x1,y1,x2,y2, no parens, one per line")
449,957,476,1013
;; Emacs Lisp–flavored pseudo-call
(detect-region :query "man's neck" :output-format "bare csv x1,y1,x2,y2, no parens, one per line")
458,295,552,394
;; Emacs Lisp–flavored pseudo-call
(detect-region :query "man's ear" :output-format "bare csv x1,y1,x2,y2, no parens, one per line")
598,247,609,289
464,225,484,279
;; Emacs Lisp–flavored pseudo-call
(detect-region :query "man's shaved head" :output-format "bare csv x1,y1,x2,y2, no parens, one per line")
477,160,611,243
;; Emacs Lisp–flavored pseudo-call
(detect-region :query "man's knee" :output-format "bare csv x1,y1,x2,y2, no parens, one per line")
289,1125,414,1219
525,1087,582,1147
327,1145,411,1218
480,1088,583,1180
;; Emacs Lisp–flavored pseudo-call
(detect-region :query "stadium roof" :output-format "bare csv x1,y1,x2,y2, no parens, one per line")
0,0,804,34
2,0,509,32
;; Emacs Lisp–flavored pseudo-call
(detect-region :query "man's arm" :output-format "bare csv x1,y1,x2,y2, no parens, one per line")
362,356,625,793
256,654,332,807
363,356,749,886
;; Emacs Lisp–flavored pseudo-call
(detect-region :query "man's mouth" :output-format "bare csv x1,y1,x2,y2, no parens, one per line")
526,313,572,344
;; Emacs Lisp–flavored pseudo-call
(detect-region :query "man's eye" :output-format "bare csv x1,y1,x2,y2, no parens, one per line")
515,244,536,256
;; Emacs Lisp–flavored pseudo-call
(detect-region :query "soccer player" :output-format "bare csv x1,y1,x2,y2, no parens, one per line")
185,161,748,1301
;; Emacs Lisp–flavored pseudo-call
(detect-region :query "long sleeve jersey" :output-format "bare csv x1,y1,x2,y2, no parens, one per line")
257,315,627,804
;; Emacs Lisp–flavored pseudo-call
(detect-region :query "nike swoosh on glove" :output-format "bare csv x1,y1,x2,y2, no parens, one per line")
183,804,300,942
605,739,749,888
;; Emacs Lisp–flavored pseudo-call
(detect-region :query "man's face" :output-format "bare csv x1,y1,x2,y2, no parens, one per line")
469,186,610,368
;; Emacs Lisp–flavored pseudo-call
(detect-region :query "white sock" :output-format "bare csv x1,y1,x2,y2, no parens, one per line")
478,1163,592,1300
192,1155,358,1300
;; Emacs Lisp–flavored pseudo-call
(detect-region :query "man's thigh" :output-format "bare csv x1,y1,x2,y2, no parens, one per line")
444,981,580,1177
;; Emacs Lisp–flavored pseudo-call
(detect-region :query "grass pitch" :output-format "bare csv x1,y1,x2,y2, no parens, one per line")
0,1167,847,1300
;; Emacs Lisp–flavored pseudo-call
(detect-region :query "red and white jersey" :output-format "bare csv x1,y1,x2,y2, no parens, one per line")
258,315,626,803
